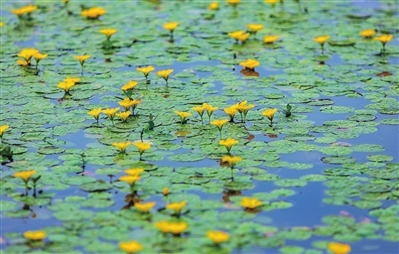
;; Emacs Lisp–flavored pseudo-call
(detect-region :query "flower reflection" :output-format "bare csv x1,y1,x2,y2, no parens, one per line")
240,68,259,77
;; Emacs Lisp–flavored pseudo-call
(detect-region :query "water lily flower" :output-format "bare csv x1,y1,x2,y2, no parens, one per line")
118,98,133,111
16,60,29,66
207,230,230,244
64,77,81,83
163,22,178,33
327,242,351,254
360,29,376,38
23,230,46,241
222,155,242,169
73,55,90,68
226,0,240,7
154,221,188,234
234,101,255,122
130,99,143,115
174,111,192,124
312,35,330,47
210,119,229,138
262,108,277,125
0,125,10,138
374,34,393,51
246,24,263,33
137,66,155,79
119,175,141,185
112,141,131,153
18,48,38,62
163,187,170,196
11,5,37,17
102,108,120,123
224,107,238,122
117,111,131,122
237,32,250,43
191,106,206,124
57,81,75,94
156,69,174,84
121,81,138,92
132,141,151,159
119,240,143,253
33,52,48,68
219,137,239,153
264,35,278,44
203,103,218,121
228,30,245,42
208,2,219,10
134,202,156,212
125,168,144,176
99,28,117,40
81,7,106,19
239,59,260,70
14,170,37,182
166,201,187,213
240,197,263,209
87,108,102,122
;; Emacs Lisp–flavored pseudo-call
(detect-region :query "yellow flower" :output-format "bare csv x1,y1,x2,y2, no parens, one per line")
73,55,90,66
117,111,131,122
264,35,278,44
33,53,48,63
121,81,138,91
312,35,330,46
203,103,218,120
240,197,263,209
219,138,239,153
166,201,187,212
234,101,255,122
222,155,242,168
102,108,120,120
327,242,351,254
163,22,178,32
119,240,143,253
262,108,277,123
239,59,260,70
265,0,279,5
23,230,46,241
163,187,170,196
57,81,75,93
374,34,393,46
360,29,376,38
154,221,188,234
174,111,192,124
87,108,102,121
0,125,10,138
124,168,144,176
207,230,230,244
11,5,37,16
156,69,174,82
226,0,240,6
16,60,29,66
18,48,38,61
119,175,141,185
0,22,3,27
132,141,151,156
134,202,156,212
64,77,81,83
208,2,219,10
228,30,244,41
118,98,133,111
191,106,206,118
14,170,37,182
81,7,106,19
99,28,117,39
224,107,238,122
246,24,263,32
137,66,155,78
130,99,143,113
237,32,250,42
112,141,131,153
210,119,228,130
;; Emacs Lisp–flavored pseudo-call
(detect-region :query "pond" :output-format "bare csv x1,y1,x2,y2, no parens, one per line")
1,1,398,253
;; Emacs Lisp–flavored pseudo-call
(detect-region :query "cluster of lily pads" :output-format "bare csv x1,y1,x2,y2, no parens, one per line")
1,1,398,254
